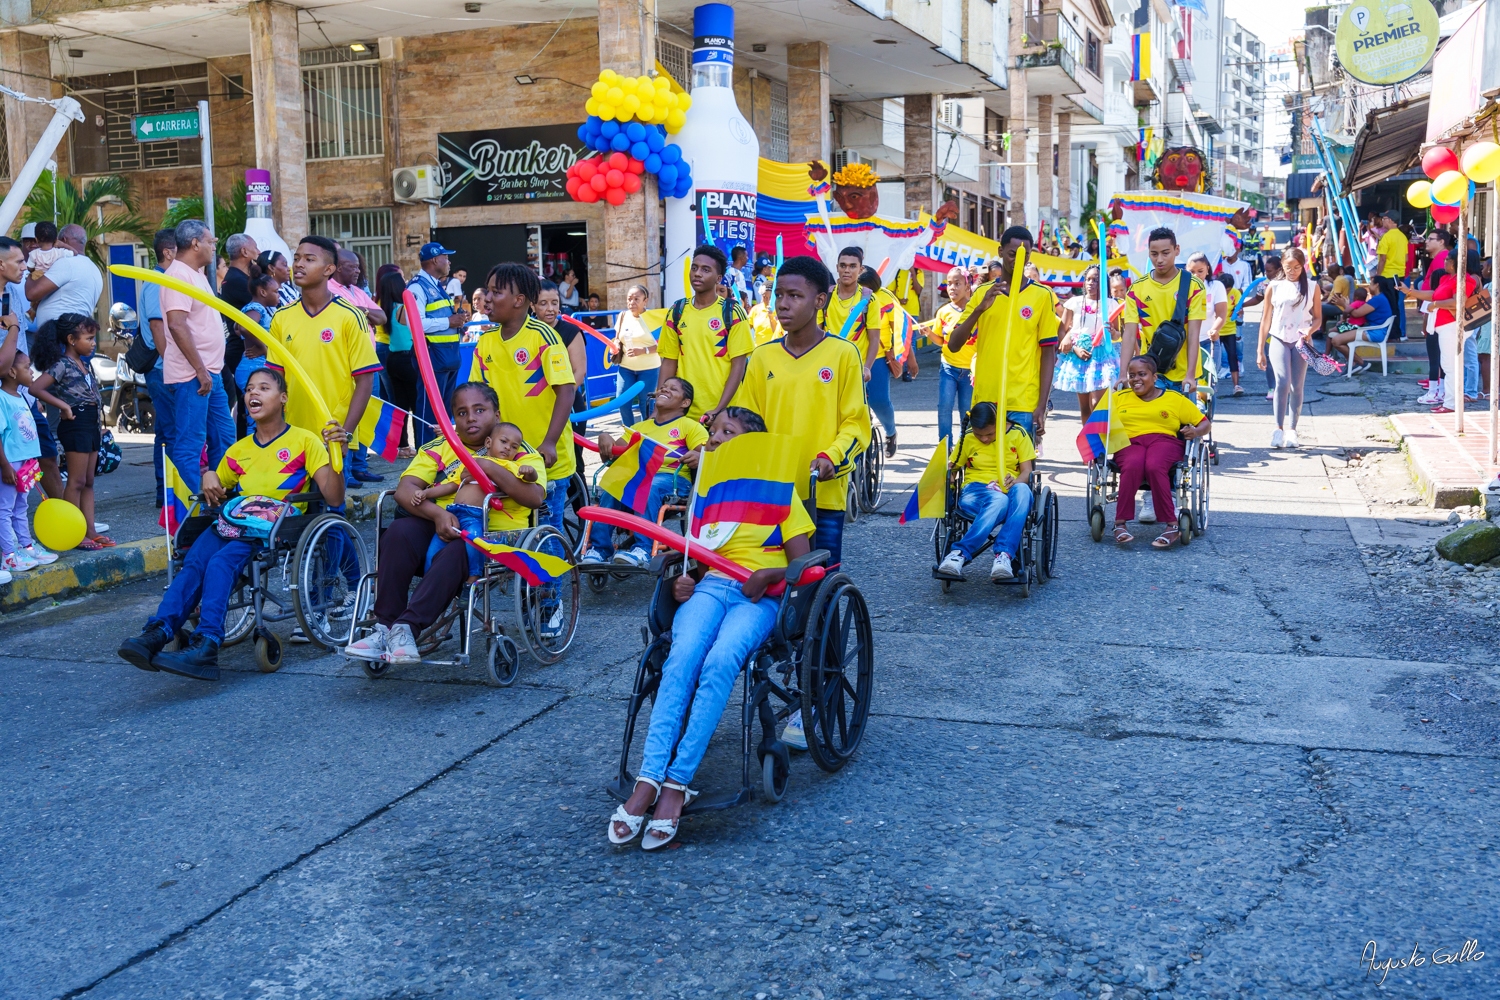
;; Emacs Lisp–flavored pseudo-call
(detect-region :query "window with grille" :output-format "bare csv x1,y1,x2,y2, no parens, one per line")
66,65,207,174
302,45,383,160
309,208,393,274
768,79,789,163
656,38,692,91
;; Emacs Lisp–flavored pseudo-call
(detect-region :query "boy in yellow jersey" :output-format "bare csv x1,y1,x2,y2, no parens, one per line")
1216,273,1244,396
821,246,883,366
948,227,1060,440
747,278,782,346
934,265,975,445
658,245,754,422
581,375,708,568
467,262,577,544
935,401,1035,583
735,254,869,573
857,266,901,455
1122,226,1206,396
116,368,347,680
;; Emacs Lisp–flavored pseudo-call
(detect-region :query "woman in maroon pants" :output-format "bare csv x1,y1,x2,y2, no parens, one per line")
1112,356,1212,549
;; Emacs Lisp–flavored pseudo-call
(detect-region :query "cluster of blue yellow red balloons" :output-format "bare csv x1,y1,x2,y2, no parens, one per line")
575,117,693,200
1407,144,1500,224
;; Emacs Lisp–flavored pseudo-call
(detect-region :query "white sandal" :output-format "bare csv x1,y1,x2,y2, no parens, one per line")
641,781,699,851
607,777,660,845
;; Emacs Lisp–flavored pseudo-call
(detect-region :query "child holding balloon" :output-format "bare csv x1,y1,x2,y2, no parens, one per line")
28,313,111,549
0,357,46,577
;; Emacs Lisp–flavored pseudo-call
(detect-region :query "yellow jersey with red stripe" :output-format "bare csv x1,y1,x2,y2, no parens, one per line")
466,317,577,480
658,296,753,420
819,288,882,363
1124,271,1207,382
403,437,548,531
957,279,1060,413
216,425,331,510
267,295,383,435
626,414,708,475
935,302,974,369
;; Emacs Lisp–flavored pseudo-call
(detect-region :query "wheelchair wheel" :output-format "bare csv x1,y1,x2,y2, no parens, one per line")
487,634,520,687
292,513,370,650
1193,453,1210,535
1037,486,1058,583
1178,510,1193,545
358,654,389,680
1089,508,1105,543
562,471,590,557
255,633,283,673
857,430,885,514
222,579,256,647
585,569,608,593
799,573,874,773
845,471,859,522
761,752,789,803
515,525,579,664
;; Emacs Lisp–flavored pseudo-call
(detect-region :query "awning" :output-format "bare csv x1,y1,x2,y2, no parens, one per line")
1341,96,1430,196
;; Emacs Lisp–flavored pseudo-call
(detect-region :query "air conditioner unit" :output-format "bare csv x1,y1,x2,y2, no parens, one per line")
392,165,441,203
832,149,871,172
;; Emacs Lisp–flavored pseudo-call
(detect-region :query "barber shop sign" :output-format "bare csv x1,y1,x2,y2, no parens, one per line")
438,125,587,206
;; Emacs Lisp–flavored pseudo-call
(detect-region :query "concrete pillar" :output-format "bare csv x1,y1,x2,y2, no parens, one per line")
787,42,830,164
1057,112,1072,220
249,2,309,240
598,0,660,307
1036,96,1053,214
904,94,939,221
0,30,61,182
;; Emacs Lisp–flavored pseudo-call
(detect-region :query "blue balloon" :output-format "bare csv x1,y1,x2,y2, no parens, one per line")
661,144,681,165
645,128,665,152
630,141,650,161
625,121,646,143
600,119,621,139
585,115,604,135
673,179,693,199
593,136,611,152
577,123,591,143
658,163,679,189
644,153,663,174
610,133,631,152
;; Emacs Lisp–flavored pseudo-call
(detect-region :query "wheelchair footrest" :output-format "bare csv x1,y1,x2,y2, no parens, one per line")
932,566,965,582
682,788,752,815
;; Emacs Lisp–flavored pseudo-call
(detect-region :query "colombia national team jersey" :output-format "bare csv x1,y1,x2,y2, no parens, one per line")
466,317,577,480
735,334,870,511
1124,271,1208,382
1113,386,1205,440
707,497,816,576
956,278,1059,414
625,413,708,475
934,301,975,369
216,425,331,509
267,295,382,435
819,288,882,362
403,437,548,531
658,297,753,420
954,425,1035,488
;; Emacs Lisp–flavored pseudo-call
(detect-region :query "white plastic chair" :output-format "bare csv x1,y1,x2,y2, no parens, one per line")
1347,317,1395,377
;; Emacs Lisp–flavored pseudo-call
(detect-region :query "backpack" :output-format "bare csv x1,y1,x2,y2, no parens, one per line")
1143,273,1194,378
122,330,157,376
215,494,295,540
669,295,740,342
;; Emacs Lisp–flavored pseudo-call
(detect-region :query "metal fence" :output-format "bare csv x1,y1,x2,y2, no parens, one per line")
302,47,383,160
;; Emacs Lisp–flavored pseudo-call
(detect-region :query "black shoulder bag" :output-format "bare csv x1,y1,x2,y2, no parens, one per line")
1144,274,1193,377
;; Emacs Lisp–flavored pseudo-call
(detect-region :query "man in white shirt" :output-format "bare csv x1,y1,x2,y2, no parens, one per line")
1222,244,1253,297
26,224,102,327
444,268,466,302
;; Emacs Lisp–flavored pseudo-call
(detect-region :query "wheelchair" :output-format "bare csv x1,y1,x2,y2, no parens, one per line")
1086,434,1211,543
846,423,886,520
345,490,580,686
930,462,1057,598
168,487,369,671
608,547,874,811
579,464,691,593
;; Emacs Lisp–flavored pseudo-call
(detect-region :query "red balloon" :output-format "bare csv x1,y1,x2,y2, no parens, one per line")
626,158,646,175
578,185,600,203
589,174,608,193
608,151,629,171
622,173,641,193
577,159,598,181
1431,203,1460,224
566,177,582,198
606,168,625,188
1423,146,1461,180
604,187,627,206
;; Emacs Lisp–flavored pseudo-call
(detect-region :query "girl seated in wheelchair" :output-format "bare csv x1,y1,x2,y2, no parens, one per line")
608,406,814,851
411,420,537,583
581,375,706,568
936,402,1035,582
1113,355,1211,549
116,369,348,680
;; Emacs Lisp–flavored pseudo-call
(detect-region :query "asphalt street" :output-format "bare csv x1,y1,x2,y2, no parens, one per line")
2,352,1496,1000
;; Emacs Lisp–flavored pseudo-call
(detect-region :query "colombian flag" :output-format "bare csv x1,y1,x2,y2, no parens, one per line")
161,452,193,534
1131,32,1150,82
690,433,799,534
599,433,677,514
900,440,948,524
357,397,408,461
461,532,573,586
1076,389,1131,464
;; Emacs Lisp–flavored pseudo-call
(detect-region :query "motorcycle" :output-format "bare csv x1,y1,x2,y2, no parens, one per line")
93,302,154,434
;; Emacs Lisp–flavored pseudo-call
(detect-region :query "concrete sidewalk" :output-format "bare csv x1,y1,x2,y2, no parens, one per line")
1390,406,1500,508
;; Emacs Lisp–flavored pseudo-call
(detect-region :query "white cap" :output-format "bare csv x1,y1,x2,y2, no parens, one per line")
19,223,35,239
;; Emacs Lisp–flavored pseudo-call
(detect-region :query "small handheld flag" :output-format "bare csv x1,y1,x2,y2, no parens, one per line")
900,440,949,524
356,397,408,461
689,433,799,540
1076,388,1131,464
599,433,678,514
161,452,193,534
461,532,572,586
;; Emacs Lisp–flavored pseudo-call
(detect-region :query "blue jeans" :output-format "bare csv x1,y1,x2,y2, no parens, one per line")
1005,410,1035,439
814,507,845,569
951,482,1033,561
937,362,973,446
148,529,254,643
144,365,175,505
617,366,658,426
866,362,896,438
426,503,485,579
347,442,371,485
167,375,235,494
639,574,781,786
1464,331,1480,396
542,476,568,533
588,471,688,556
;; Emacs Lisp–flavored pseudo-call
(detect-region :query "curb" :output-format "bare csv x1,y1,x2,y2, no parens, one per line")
1390,412,1486,509
0,487,388,614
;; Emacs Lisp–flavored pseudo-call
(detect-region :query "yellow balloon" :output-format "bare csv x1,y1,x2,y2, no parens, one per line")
600,69,619,84
654,76,671,90
635,79,655,100
34,497,85,552
617,108,635,123
584,97,600,117
606,86,624,105
1406,180,1433,209
678,93,692,112
1462,141,1500,184
1432,169,1468,204
622,94,640,113
667,109,687,132
590,81,606,99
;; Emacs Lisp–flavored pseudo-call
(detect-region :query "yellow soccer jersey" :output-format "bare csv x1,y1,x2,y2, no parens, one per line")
627,413,708,475
216,425,331,509
658,296,753,419
954,425,1035,489
1125,271,1207,382
267,296,383,435
819,288,882,363
709,497,816,575
747,302,783,347
1114,387,1205,440
958,279,1060,413
1222,288,1242,338
735,335,870,511
466,317,576,480
403,437,548,531
935,302,975,369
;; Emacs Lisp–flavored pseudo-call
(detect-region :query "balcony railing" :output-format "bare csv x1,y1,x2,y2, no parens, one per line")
1016,45,1079,83
1018,10,1086,69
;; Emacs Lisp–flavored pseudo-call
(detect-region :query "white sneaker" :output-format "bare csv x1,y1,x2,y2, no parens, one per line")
579,548,608,567
344,622,389,660
612,545,649,568
1138,494,1157,524
1284,428,1299,449
1418,388,1442,405
990,551,1014,580
1265,391,1274,400
384,623,421,664
1270,429,1284,449
0,567,10,585
289,625,311,644
3,551,37,572
25,545,58,565
937,550,965,577
782,713,808,750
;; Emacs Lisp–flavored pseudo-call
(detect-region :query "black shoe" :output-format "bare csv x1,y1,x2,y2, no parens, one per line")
353,469,384,483
152,633,220,681
884,432,898,458
118,623,171,672
900,371,914,382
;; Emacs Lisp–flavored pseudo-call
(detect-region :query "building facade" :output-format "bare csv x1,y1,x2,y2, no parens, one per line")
1218,18,1265,207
